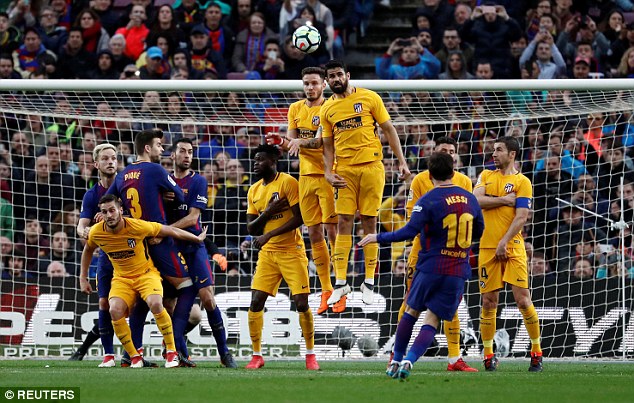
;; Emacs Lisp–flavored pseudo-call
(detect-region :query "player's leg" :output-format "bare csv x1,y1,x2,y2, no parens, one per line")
294,293,319,370
398,236,420,322
308,223,332,314
359,215,379,304
198,285,237,368
327,213,354,305
246,290,269,369
109,283,141,366
444,309,477,372
389,304,420,377
478,248,503,371
396,308,440,380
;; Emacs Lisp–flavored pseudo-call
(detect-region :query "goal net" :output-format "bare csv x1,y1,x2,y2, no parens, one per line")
0,79,633,361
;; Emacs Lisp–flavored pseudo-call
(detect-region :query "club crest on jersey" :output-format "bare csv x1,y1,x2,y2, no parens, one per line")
272,192,280,201
504,183,514,193
312,115,320,126
353,103,362,113
127,239,136,248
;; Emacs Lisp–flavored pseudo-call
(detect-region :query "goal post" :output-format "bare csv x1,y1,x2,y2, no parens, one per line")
0,78,633,361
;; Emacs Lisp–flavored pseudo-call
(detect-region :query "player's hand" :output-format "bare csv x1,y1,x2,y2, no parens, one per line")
81,226,91,240
163,191,175,202
265,133,284,146
148,237,163,245
503,192,516,207
93,212,104,223
264,196,290,216
79,277,93,295
196,226,208,243
252,233,271,249
495,241,508,260
326,173,347,189
398,163,411,181
358,233,378,247
287,138,302,157
212,253,228,271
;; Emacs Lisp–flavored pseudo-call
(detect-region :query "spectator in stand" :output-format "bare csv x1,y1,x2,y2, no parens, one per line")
376,36,440,80
616,47,634,78
91,0,119,36
199,2,235,61
147,4,187,51
114,4,149,60
600,9,624,45
598,141,634,200
48,0,71,30
475,60,495,79
416,0,454,51
14,216,49,272
229,0,253,35
254,38,286,79
89,49,119,79
525,0,554,41
46,260,70,278
453,3,472,29
36,7,67,54
10,131,34,181
12,27,57,78
188,24,227,79
7,0,35,31
281,35,317,79
572,55,591,78
435,27,473,72
212,158,249,254
138,46,170,79
0,160,11,202
582,111,611,172
39,230,80,277
174,0,204,36
0,196,14,241
197,124,244,161
300,0,334,55
133,91,167,132
1,248,33,280
107,34,133,73
528,251,554,278
320,0,353,58
256,0,283,34
0,12,21,55
553,0,574,33
56,27,97,79
519,29,566,79
172,48,203,80
461,4,522,78
557,15,609,75
609,22,634,74
232,12,278,73
0,53,21,79
74,8,110,54
50,203,80,240
286,5,330,64
571,256,595,280
439,50,473,79
534,134,587,179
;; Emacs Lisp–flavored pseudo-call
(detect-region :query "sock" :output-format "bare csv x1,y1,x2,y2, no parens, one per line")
173,286,196,356
98,309,114,355
393,312,416,362
333,234,352,281
312,240,333,292
404,324,437,364
445,311,461,360
520,304,542,354
128,300,149,356
112,317,139,358
362,243,378,283
298,309,315,351
248,310,264,354
154,309,176,352
208,306,229,355
78,323,100,354
480,307,497,357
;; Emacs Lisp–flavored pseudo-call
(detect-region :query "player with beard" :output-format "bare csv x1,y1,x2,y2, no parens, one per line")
266,66,340,314
167,137,237,368
320,59,411,308
244,144,318,370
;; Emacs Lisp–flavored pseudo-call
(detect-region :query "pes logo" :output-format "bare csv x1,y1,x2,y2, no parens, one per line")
127,239,136,248
504,183,514,193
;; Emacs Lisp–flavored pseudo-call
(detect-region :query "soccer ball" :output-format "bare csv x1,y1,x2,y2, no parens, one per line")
331,326,356,350
292,25,321,54
357,335,379,357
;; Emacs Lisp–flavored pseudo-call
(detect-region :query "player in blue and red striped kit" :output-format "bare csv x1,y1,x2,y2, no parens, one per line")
107,129,196,366
168,137,237,368
359,153,484,380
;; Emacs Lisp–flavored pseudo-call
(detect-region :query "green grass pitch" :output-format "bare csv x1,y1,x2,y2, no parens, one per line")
1,360,634,402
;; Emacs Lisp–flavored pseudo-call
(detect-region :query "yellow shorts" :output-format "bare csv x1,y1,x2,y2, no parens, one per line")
334,160,385,216
299,175,337,227
478,248,528,293
252,250,310,296
109,269,163,309
405,234,422,291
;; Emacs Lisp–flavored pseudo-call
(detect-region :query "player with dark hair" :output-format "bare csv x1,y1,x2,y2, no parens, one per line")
244,144,318,370
266,66,340,314
107,128,195,367
321,59,411,308
359,152,484,379
168,137,237,368
474,135,543,372
80,195,207,368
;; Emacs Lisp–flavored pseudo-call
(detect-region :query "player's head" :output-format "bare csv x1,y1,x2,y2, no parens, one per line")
253,144,280,178
434,136,458,165
301,66,326,102
171,137,194,172
98,194,123,229
93,143,117,178
324,59,349,94
493,136,521,169
134,128,164,163
428,152,454,182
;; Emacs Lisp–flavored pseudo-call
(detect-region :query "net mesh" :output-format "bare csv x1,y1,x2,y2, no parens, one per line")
0,83,633,360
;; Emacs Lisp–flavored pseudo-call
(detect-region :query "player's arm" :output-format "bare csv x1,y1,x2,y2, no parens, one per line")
79,242,97,294
170,206,202,230
359,201,425,246
246,195,291,236
322,136,346,188
252,203,304,249
158,224,207,244
379,119,411,181
77,218,92,240
473,186,516,210
495,207,529,260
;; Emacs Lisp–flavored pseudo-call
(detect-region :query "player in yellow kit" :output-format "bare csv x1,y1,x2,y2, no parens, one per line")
244,144,319,371
396,136,478,372
79,194,207,368
473,136,543,372
266,67,340,314
321,59,411,308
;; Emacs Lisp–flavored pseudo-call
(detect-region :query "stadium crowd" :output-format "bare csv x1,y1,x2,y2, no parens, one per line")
1,0,634,284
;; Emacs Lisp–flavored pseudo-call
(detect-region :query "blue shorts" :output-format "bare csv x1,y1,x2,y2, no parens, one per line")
96,251,114,299
183,243,214,290
407,271,465,321
149,237,189,278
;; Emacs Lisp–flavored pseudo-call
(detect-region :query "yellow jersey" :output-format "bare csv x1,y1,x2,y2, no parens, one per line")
406,170,473,217
320,87,390,166
247,172,305,252
288,99,324,176
474,170,532,249
87,218,162,278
